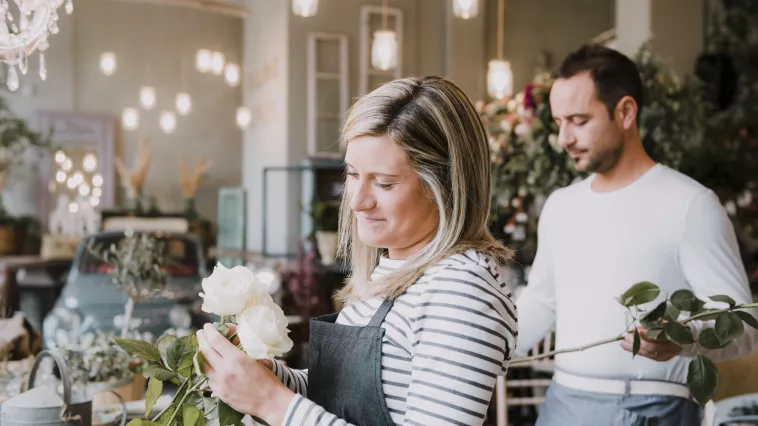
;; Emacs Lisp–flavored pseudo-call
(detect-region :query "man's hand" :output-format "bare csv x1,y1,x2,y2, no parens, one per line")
620,327,683,362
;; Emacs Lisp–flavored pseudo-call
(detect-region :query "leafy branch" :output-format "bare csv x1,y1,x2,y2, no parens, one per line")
112,322,246,426
509,281,758,406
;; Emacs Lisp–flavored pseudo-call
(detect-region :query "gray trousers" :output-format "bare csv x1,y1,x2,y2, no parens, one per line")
536,382,703,426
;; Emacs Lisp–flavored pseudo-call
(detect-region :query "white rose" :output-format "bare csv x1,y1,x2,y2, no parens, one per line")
236,295,293,359
199,262,266,316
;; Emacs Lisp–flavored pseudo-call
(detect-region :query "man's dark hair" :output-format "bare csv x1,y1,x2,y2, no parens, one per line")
553,44,644,122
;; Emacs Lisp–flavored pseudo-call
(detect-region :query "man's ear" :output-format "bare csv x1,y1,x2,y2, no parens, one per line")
615,96,638,129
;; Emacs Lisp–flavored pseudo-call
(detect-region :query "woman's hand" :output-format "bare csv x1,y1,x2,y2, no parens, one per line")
196,323,293,425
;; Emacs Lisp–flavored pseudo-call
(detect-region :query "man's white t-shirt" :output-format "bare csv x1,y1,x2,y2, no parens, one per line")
516,163,757,384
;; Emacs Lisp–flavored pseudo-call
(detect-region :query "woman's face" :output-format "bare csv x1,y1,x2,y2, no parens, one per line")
344,134,439,259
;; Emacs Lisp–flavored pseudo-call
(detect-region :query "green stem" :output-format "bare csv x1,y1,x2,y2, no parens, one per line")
164,378,208,426
151,378,189,421
683,302,758,324
509,335,625,365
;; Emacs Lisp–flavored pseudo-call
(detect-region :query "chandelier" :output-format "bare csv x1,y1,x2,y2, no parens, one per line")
0,0,73,91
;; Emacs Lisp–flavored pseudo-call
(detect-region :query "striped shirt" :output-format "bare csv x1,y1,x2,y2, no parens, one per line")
273,250,518,426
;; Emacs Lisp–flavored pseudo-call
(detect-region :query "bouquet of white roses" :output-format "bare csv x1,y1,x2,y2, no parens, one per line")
113,263,294,426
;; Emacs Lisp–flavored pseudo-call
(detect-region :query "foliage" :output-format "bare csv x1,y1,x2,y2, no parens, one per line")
510,281,758,406
55,332,136,386
113,323,249,426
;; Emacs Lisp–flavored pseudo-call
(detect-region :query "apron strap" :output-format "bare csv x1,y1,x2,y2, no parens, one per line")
367,298,395,327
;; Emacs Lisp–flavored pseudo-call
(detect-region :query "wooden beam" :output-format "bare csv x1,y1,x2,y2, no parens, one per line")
111,0,251,18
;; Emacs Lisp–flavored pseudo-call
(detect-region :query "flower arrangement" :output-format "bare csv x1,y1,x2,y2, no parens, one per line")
112,262,293,426
55,332,137,390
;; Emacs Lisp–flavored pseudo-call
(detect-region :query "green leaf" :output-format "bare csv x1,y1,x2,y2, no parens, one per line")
616,281,660,307
167,336,195,373
735,311,758,329
203,397,219,420
157,334,177,369
698,328,729,349
632,329,641,357
645,326,665,341
142,365,178,381
184,405,202,426
640,302,666,326
127,420,162,426
687,355,719,406
157,406,176,424
194,351,207,377
663,322,694,345
144,377,163,418
709,294,736,307
715,312,744,345
693,309,723,322
112,336,162,363
663,303,681,322
670,289,706,312
218,401,244,426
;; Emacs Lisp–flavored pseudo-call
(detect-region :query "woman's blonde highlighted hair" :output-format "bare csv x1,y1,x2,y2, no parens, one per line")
335,76,512,305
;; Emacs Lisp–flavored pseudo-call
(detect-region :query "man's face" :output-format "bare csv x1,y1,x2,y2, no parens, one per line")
550,71,625,173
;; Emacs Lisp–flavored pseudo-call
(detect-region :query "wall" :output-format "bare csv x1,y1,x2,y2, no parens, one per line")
3,0,244,222
486,0,615,92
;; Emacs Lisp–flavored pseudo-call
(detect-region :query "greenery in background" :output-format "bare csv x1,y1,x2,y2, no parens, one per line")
55,332,136,386
509,281,758,406
0,95,54,220
87,230,169,338
304,198,339,237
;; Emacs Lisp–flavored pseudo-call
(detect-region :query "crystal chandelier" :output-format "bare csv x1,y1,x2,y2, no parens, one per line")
0,0,73,91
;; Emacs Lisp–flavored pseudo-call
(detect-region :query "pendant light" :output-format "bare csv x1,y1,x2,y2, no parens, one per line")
487,0,513,99
371,0,397,71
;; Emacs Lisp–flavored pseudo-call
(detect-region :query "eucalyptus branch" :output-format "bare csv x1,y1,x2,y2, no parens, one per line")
510,335,625,365
683,302,758,324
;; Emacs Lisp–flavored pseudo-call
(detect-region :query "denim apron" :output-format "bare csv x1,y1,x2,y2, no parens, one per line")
307,298,396,426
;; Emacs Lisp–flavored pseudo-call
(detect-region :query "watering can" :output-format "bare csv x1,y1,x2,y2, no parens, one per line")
0,350,127,426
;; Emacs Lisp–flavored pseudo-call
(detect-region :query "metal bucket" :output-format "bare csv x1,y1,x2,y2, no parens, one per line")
0,350,127,426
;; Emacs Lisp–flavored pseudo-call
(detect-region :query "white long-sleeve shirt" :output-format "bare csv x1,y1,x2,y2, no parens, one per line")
516,163,757,383
273,250,518,425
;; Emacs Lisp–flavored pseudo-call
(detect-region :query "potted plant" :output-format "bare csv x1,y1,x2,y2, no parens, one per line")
307,198,339,265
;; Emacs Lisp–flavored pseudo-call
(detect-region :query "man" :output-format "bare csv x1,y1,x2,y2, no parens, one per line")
516,44,758,425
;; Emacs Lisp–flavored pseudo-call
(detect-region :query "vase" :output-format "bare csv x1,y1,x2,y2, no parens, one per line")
315,231,338,265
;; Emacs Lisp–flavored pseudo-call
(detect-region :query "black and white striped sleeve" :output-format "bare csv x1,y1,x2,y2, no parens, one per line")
405,264,517,425
272,359,308,396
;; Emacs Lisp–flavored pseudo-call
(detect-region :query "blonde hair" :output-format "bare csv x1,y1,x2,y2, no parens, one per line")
335,76,513,305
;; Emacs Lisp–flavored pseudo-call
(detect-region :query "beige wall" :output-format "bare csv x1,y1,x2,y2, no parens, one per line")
4,0,244,222
486,0,615,92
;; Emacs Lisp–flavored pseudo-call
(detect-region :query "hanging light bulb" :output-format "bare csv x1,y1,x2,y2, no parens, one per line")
78,183,90,196
292,0,318,17
140,86,156,110
92,174,103,187
99,51,116,76
82,153,97,172
371,30,398,71
122,108,139,131
211,51,225,76
487,60,513,99
62,158,72,171
69,202,79,213
159,111,177,134
55,171,66,183
176,93,192,115
236,106,251,129
196,49,212,73
453,0,479,19
55,151,66,164
224,63,240,87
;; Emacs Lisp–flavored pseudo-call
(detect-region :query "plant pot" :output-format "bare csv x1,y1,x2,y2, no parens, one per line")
89,373,146,408
0,224,16,255
315,231,338,265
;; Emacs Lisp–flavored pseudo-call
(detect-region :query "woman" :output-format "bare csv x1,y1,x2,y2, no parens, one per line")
196,76,518,425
